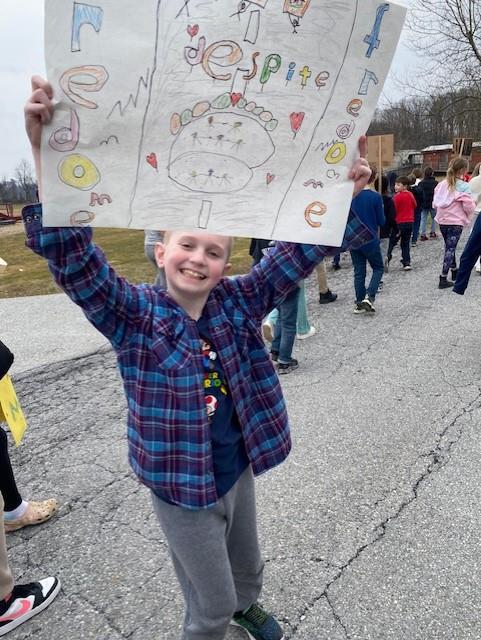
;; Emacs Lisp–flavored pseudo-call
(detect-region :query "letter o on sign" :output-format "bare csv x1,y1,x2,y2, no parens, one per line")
58,154,100,191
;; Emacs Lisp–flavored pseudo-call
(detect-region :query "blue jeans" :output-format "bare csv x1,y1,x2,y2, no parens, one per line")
412,206,422,243
453,214,481,293
420,208,436,236
271,287,300,363
350,242,384,303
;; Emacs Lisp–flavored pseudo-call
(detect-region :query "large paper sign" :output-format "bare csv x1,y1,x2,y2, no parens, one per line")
43,1,406,244
0,375,27,446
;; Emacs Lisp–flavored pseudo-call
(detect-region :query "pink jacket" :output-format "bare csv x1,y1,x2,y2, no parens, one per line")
433,180,476,227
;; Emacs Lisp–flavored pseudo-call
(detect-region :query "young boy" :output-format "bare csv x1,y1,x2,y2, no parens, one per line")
391,176,417,271
24,76,371,640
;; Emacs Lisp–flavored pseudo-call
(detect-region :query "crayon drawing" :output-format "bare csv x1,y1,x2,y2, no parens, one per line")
42,0,406,245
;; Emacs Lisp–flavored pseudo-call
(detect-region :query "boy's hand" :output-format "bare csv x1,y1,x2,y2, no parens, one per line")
349,136,371,197
25,76,55,151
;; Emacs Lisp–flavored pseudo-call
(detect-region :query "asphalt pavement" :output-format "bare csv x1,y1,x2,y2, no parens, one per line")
1,233,481,639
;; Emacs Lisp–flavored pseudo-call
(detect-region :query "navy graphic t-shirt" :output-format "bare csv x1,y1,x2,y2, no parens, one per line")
197,317,250,499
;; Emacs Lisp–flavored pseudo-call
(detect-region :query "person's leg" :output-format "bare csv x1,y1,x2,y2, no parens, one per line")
350,249,367,303
420,209,429,238
0,428,22,513
295,280,313,337
331,252,341,269
316,260,337,303
270,309,281,356
0,496,13,601
429,210,437,236
225,468,263,610
277,288,300,364
387,230,398,262
440,225,461,276
365,244,385,299
453,214,481,294
151,495,239,640
400,223,412,266
412,207,421,244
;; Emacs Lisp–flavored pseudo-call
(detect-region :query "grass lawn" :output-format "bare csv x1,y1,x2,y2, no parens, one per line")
0,218,253,298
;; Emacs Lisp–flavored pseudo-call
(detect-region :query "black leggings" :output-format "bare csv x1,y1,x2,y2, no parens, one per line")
0,427,22,511
439,224,463,276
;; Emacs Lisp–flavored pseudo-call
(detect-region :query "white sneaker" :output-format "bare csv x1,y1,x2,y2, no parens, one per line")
262,319,275,342
296,326,316,340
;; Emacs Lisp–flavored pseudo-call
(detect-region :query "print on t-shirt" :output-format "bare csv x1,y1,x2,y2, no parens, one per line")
201,338,227,420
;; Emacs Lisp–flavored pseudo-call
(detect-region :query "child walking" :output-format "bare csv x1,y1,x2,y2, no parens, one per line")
433,157,476,289
390,176,417,271
417,166,438,241
24,76,371,640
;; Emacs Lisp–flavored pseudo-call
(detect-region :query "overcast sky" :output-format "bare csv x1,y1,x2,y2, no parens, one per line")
0,0,413,180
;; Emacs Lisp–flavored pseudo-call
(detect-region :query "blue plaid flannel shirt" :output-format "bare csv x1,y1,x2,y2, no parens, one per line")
23,204,372,509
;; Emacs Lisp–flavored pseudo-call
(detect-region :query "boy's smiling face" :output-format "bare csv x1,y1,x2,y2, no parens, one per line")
155,231,232,313
394,182,405,192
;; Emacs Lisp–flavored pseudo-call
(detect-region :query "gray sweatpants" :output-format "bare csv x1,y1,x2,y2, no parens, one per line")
151,466,264,640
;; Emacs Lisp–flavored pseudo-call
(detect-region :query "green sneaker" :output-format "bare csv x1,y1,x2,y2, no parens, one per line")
230,603,284,640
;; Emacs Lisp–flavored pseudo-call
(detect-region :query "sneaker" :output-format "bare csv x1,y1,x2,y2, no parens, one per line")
231,603,284,640
4,499,58,533
353,303,366,314
262,320,275,343
277,359,299,375
270,351,279,362
439,275,454,289
296,326,316,340
377,281,383,293
429,231,437,238
0,577,60,636
319,290,337,304
403,265,412,271
420,234,428,241
361,295,375,312
411,242,417,247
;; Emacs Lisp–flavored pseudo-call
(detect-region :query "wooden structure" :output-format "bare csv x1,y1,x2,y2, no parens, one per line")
422,142,481,173
0,203,19,225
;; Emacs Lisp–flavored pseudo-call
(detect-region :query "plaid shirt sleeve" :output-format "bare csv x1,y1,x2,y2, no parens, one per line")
22,204,145,349
223,207,373,321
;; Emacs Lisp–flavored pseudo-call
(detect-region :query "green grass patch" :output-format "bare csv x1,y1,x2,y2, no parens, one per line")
0,225,252,298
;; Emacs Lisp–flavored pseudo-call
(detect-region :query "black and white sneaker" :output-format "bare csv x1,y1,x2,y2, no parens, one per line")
277,359,299,374
353,303,366,314
0,577,60,636
361,296,375,312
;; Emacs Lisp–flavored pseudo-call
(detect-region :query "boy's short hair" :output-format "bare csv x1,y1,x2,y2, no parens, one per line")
396,176,411,187
162,230,234,261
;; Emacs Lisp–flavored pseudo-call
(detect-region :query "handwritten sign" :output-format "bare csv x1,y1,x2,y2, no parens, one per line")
42,0,406,245
0,375,27,446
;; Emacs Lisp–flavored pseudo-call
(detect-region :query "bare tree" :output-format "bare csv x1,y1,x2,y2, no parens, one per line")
14,159,36,203
409,0,481,90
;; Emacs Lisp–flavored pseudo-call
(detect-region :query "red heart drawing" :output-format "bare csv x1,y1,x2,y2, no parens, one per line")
146,153,158,170
266,173,275,185
230,92,243,106
187,24,199,38
290,111,305,135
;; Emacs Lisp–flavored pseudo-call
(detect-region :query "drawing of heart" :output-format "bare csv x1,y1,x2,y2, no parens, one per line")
290,112,305,136
187,24,199,38
146,153,158,170
266,173,275,185
230,93,243,106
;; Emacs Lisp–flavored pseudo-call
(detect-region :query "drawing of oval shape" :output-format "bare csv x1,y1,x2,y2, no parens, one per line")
304,201,327,228
70,210,96,226
259,111,273,122
192,101,211,117
169,112,274,169
170,113,182,135
58,154,100,191
49,109,80,152
237,97,247,109
212,93,231,109
325,142,346,165
169,152,253,194
245,101,256,112
265,119,278,131
181,109,193,125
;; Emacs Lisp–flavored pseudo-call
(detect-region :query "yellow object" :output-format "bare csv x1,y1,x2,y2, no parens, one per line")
0,375,27,446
